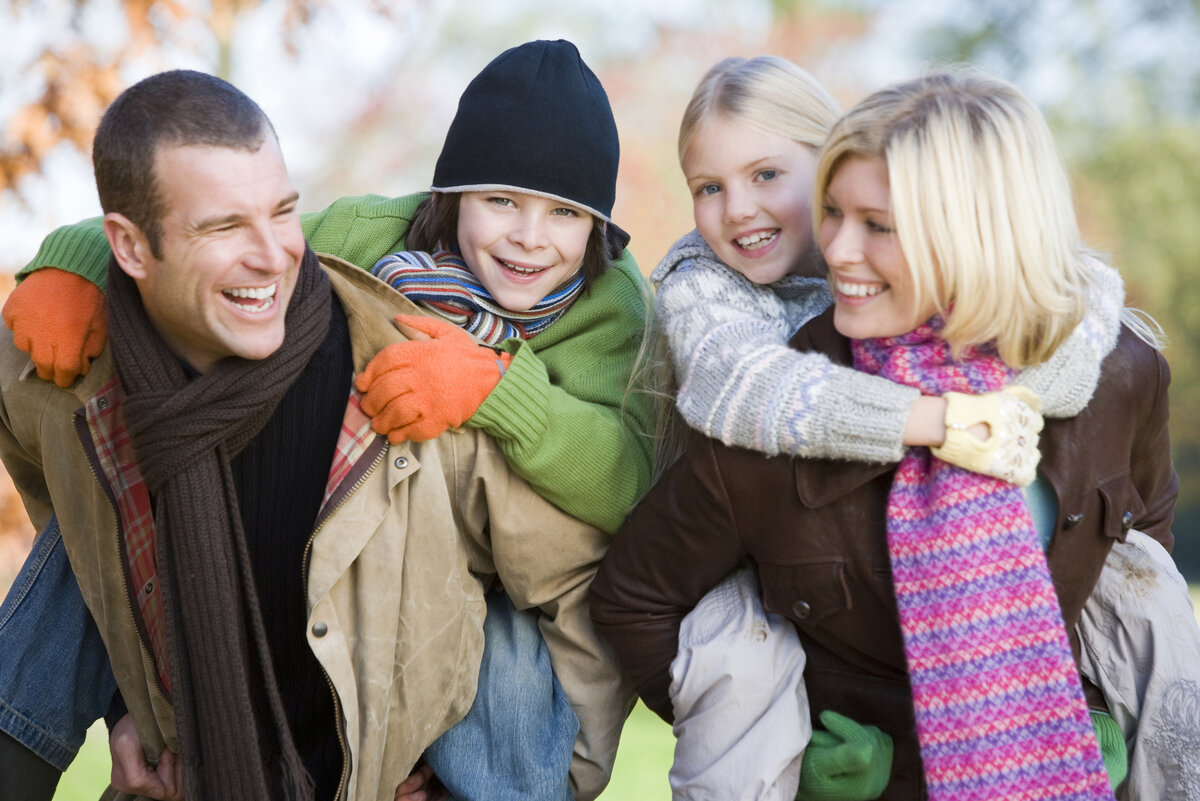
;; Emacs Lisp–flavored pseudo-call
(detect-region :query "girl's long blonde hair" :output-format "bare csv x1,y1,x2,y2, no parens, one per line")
815,70,1091,367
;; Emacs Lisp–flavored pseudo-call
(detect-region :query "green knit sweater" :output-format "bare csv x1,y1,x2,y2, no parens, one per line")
20,192,656,534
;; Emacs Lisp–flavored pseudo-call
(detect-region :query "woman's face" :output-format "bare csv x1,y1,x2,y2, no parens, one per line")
682,115,819,285
456,191,592,312
819,156,937,340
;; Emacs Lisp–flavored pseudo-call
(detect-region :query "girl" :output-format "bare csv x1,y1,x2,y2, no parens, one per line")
593,69,1179,800
644,56,1123,801
0,40,652,801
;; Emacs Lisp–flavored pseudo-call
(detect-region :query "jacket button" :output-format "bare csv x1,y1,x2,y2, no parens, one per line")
394,456,408,469
792,600,812,620
1122,511,1134,531
312,622,328,638
1064,513,1084,530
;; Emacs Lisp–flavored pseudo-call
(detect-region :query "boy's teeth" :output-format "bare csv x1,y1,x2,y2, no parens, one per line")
736,231,778,250
501,260,541,275
837,281,883,298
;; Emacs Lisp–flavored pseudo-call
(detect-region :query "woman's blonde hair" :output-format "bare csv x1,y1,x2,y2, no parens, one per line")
677,56,842,164
814,70,1090,367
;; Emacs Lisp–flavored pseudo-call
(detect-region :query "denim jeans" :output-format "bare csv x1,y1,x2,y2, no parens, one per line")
0,516,116,770
425,590,578,801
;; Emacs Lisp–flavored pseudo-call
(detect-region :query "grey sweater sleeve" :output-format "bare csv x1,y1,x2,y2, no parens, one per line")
653,232,916,462
1012,256,1125,417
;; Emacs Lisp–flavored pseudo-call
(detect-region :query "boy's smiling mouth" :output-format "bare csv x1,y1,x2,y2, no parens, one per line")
496,257,547,276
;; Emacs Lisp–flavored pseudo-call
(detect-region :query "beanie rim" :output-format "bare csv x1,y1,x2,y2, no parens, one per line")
430,182,612,224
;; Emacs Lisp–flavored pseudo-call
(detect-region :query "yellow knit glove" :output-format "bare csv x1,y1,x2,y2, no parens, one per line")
931,386,1044,486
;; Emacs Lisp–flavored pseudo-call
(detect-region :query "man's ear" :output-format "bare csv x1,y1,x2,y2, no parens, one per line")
103,213,153,279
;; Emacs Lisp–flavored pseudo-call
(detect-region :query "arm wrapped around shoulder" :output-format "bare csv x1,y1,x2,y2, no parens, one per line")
931,386,1043,486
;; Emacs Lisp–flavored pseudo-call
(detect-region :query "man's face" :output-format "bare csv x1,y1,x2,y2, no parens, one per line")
133,138,304,373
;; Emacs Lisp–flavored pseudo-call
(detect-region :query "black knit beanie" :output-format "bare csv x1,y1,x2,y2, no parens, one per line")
431,40,620,221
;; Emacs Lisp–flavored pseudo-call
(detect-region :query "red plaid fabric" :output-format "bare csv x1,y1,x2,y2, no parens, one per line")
82,380,375,694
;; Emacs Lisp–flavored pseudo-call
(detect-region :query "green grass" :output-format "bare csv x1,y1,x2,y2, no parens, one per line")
51,588,1200,799
51,701,677,800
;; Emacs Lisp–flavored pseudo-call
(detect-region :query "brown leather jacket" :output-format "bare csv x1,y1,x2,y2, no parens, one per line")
591,310,1177,799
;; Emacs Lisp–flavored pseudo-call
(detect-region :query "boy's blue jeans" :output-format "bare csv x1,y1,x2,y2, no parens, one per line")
0,518,579,794
425,589,578,801
0,517,115,770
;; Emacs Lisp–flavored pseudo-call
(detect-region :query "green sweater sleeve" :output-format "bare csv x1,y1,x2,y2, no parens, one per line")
16,191,432,287
469,254,657,534
300,192,428,270
18,216,110,286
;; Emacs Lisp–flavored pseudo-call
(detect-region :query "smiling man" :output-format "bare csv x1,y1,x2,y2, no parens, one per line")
0,69,613,801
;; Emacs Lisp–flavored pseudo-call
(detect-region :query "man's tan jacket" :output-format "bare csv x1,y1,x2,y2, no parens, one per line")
0,255,631,801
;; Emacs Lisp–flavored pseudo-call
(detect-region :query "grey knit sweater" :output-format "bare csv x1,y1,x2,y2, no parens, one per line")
653,230,1125,463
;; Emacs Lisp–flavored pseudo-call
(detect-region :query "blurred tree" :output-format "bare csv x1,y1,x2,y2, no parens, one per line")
1076,123,1200,576
0,0,412,197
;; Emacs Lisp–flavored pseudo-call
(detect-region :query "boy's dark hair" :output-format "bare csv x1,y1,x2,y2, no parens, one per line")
93,69,276,257
406,193,625,289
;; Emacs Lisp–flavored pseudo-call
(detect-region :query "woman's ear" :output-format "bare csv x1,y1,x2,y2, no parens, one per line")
102,213,153,279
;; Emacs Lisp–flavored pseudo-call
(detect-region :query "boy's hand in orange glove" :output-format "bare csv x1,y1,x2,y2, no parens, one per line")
355,313,512,443
2,267,107,387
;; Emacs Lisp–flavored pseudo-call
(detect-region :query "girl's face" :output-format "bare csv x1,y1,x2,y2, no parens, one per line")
456,191,593,312
682,115,819,285
819,156,937,340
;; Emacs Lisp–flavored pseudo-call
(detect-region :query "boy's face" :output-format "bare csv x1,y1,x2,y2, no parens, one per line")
683,114,819,285
126,138,305,373
455,191,592,312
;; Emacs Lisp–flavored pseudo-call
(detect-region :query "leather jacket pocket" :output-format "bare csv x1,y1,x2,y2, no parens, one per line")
1098,472,1146,543
757,557,851,626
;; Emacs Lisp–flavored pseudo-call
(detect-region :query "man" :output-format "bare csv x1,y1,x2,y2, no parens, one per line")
0,69,615,800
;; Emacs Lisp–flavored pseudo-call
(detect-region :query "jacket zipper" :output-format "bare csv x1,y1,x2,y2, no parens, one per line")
302,441,388,801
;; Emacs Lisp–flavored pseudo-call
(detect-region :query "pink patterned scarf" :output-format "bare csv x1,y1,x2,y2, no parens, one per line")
852,318,1113,801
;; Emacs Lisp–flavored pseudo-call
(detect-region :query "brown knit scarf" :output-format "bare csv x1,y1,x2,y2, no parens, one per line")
106,247,331,800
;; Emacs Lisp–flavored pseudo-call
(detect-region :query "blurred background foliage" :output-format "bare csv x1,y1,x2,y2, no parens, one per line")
1,0,1197,598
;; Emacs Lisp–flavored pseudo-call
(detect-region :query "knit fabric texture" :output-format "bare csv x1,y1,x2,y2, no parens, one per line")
107,247,331,800
651,231,1127,462
430,39,619,221
853,318,1113,801
371,248,584,345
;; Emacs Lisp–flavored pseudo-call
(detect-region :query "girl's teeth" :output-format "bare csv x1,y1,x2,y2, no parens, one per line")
736,231,778,251
837,282,883,298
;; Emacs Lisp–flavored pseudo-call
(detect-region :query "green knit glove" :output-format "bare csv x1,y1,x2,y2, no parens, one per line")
1090,709,1128,790
795,710,893,801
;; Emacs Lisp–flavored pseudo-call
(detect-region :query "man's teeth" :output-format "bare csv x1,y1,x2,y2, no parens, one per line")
837,281,883,298
226,285,276,300
735,231,778,250
224,284,277,313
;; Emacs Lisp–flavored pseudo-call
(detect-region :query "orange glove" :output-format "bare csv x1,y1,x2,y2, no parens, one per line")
355,314,512,443
3,267,107,387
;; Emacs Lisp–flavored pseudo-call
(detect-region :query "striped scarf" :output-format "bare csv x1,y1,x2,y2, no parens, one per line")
852,318,1113,801
372,249,584,344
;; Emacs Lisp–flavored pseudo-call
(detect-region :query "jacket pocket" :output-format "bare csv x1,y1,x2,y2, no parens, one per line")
757,557,851,626
1098,472,1146,543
